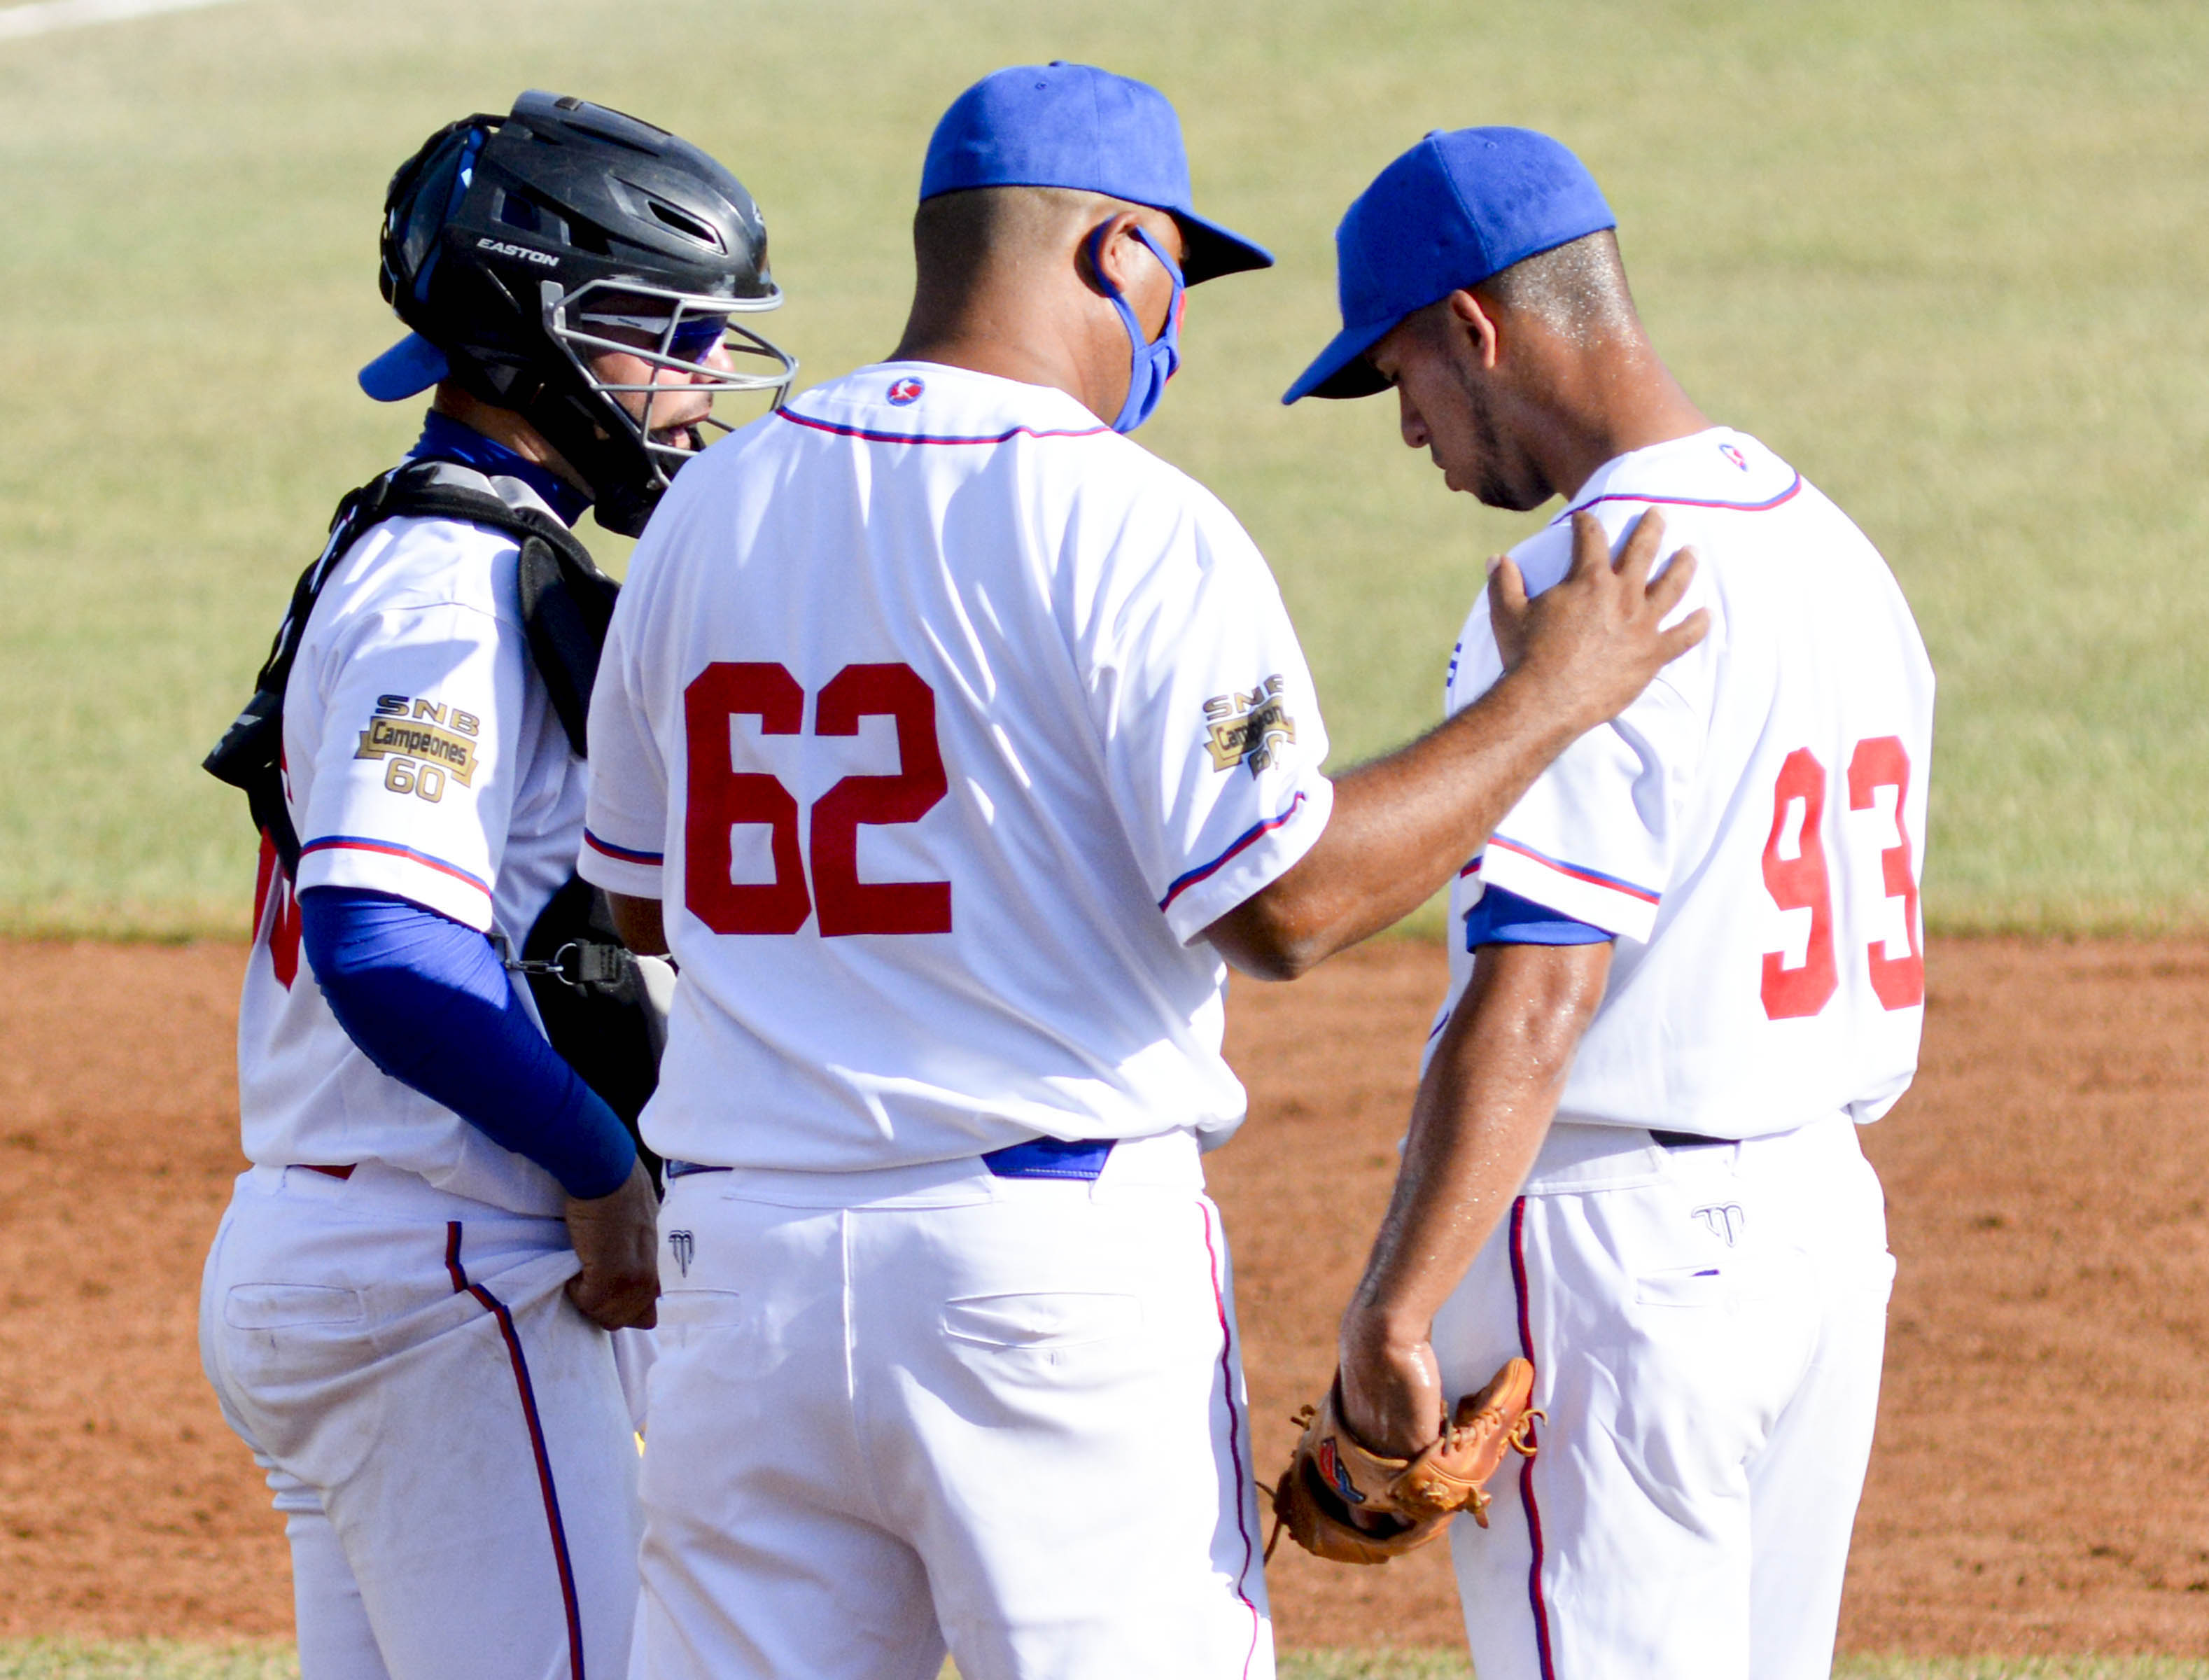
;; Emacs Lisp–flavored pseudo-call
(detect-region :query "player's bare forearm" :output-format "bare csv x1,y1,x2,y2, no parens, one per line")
608,891,668,956
1205,676,1601,979
1202,511,1702,981
1338,941,1611,1455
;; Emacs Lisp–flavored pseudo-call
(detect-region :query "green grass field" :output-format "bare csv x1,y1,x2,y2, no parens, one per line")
3,1648,2206,1680
1,0,2204,938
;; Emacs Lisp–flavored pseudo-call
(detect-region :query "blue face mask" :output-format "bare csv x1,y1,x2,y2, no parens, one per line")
1086,223,1185,434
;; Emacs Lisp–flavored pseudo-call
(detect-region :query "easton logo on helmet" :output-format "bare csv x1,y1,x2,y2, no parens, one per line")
888,377,925,406
475,237,561,268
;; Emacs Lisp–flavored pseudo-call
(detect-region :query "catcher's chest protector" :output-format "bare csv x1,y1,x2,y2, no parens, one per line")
203,459,662,1166
204,458,614,875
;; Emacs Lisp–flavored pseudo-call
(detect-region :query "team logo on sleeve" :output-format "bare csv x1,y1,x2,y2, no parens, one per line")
887,376,925,406
1202,675,1298,775
1719,442,1748,472
355,695,480,796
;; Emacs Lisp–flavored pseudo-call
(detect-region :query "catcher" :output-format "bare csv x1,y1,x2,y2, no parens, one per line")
197,93,792,1679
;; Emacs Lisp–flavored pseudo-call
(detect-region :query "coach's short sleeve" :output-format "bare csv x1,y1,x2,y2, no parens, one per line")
291,600,520,932
1453,516,1714,945
576,589,668,898
1075,469,1335,946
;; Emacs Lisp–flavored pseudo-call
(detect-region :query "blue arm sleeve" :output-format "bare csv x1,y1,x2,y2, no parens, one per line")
299,886,637,1199
1463,883,1615,949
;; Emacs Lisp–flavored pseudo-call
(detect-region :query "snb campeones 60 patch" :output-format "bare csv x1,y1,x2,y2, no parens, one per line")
1203,676,1296,775
354,695,480,789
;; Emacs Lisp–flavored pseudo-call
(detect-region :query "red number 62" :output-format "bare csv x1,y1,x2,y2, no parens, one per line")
682,660,952,937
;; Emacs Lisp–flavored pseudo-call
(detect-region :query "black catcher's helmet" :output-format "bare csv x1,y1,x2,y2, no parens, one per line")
368,90,795,535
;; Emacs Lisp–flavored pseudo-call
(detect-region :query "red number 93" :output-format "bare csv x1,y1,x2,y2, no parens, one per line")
1759,736,1923,1019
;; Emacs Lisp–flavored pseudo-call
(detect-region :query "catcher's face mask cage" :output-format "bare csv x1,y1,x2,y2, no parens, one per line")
378,91,797,534
547,276,796,497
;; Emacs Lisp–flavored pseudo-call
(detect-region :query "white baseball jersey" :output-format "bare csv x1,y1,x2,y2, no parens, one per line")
1439,427,1935,1136
237,465,587,1214
579,361,1335,1172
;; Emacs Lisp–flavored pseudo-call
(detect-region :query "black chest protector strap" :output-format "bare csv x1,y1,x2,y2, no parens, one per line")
202,459,615,880
203,461,664,1177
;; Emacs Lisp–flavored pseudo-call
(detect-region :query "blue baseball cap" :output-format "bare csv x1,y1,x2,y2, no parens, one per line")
358,330,451,401
920,62,1272,286
1282,127,1615,403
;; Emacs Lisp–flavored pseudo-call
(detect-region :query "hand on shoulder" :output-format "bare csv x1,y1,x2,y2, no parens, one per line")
1489,507,1707,731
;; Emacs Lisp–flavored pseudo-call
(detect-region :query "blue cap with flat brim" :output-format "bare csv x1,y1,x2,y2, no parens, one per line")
358,331,451,402
921,62,1272,286
1283,127,1615,404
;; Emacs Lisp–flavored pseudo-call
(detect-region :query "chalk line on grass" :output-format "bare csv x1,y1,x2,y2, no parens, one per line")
0,0,248,42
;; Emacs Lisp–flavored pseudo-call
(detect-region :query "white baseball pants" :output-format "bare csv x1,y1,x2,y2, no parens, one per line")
1429,1115,1893,1680
632,1132,1272,1680
200,1163,643,1680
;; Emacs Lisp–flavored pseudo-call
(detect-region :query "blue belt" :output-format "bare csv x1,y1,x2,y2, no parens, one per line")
663,1159,728,1180
981,1136,1115,1180
664,1137,1116,1184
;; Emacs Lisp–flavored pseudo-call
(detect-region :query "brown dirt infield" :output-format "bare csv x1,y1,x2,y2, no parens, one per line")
0,936,2203,1653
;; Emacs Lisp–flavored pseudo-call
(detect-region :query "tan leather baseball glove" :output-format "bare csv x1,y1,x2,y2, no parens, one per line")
1268,1356,1541,1565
